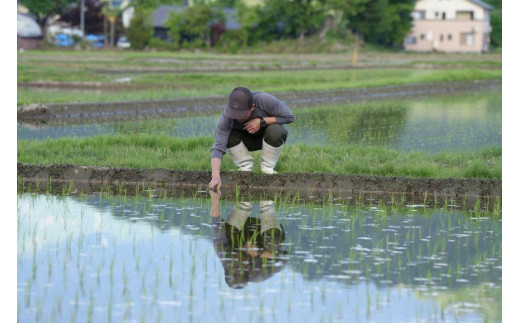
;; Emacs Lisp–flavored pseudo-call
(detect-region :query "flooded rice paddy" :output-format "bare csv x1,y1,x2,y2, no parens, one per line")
18,192,501,322
17,90,501,153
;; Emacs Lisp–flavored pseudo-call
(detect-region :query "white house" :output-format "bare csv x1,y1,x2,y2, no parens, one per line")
404,0,493,53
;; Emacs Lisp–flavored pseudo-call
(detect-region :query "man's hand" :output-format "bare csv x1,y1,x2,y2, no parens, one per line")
210,158,222,190
244,118,261,134
209,177,221,191
209,187,221,218
208,187,221,199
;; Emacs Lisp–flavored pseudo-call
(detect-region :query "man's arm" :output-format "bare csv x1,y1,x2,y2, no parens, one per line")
209,115,232,189
209,157,222,190
244,92,294,133
256,92,295,124
244,116,277,134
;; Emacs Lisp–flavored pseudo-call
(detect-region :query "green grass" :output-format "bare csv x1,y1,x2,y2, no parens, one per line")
17,134,502,179
17,68,501,106
18,50,501,106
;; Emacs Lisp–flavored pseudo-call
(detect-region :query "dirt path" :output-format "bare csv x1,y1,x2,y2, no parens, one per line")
18,79,501,124
18,164,501,205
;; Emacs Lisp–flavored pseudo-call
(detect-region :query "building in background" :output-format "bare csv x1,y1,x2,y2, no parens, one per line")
404,0,493,53
17,13,42,50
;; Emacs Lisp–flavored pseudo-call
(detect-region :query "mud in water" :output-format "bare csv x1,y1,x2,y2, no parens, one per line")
18,164,502,208
17,80,501,125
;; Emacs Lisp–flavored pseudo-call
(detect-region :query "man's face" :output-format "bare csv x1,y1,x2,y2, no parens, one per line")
236,105,255,123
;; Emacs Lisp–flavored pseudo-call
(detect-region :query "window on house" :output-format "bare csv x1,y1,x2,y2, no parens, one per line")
460,33,475,46
406,36,417,44
411,10,426,20
440,34,444,41
448,34,452,41
456,11,474,20
442,12,446,20
420,34,425,40
435,11,439,18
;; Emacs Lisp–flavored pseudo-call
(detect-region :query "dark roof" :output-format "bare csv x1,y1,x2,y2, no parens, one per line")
468,0,493,10
151,5,241,30
152,5,185,27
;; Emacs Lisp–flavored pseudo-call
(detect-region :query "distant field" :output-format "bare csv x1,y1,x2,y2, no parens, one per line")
17,50,501,106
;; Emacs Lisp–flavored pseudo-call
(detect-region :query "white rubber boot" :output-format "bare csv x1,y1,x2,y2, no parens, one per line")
260,140,282,174
225,201,252,231
260,200,283,251
227,141,254,171
260,200,282,233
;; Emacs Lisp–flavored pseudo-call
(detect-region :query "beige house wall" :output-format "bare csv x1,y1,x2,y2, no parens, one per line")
404,20,490,53
404,0,492,53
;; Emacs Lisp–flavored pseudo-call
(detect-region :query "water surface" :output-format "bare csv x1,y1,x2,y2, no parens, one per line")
18,193,502,322
17,90,501,153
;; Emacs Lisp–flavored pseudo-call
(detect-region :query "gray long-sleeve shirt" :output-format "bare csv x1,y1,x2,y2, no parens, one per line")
211,92,295,159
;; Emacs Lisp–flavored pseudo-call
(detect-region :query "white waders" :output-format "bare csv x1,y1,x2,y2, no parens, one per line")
260,139,283,174
226,141,254,171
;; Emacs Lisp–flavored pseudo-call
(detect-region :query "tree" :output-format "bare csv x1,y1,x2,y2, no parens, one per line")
235,0,259,48
59,0,105,34
100,0,130,47
251,0,372,45
254,0,327,43
132,0,185,10
346,0,415,47
485,0,501,48
165,4,224,47
20,0,74,38
317,0,368,41
127,8,153,49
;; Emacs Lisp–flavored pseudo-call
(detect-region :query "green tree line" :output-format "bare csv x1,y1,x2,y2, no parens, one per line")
20,0,502,50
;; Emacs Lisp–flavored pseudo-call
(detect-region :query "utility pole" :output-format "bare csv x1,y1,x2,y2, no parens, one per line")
80,0,85,38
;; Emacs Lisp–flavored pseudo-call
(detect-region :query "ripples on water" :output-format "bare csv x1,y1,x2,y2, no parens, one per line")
17,193,501,322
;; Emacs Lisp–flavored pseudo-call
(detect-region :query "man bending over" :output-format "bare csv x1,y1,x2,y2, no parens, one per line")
209,87,295,190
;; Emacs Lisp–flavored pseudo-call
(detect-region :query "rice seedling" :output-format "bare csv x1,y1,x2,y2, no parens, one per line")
16,186,502,322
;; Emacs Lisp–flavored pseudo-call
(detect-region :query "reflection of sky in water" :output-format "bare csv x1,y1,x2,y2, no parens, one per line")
17,91,501,153
18,194,501,322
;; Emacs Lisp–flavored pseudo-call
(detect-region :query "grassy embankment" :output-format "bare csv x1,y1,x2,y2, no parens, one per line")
17,68,501,106
17,50,501,106
18,134,502,179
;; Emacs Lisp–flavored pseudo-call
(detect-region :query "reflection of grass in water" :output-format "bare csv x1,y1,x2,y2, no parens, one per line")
291,90,501,150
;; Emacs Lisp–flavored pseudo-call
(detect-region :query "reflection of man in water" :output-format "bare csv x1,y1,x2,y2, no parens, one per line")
209,190,288,289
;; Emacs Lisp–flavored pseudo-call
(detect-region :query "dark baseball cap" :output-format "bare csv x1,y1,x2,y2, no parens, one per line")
224,87,253,120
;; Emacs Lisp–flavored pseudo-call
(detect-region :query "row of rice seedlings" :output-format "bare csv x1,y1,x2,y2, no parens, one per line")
18,175,502,216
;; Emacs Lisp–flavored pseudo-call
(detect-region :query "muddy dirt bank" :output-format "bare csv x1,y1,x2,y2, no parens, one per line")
90,64,501,74
18,80,501,125
18,163,502,201
18,81,160,91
